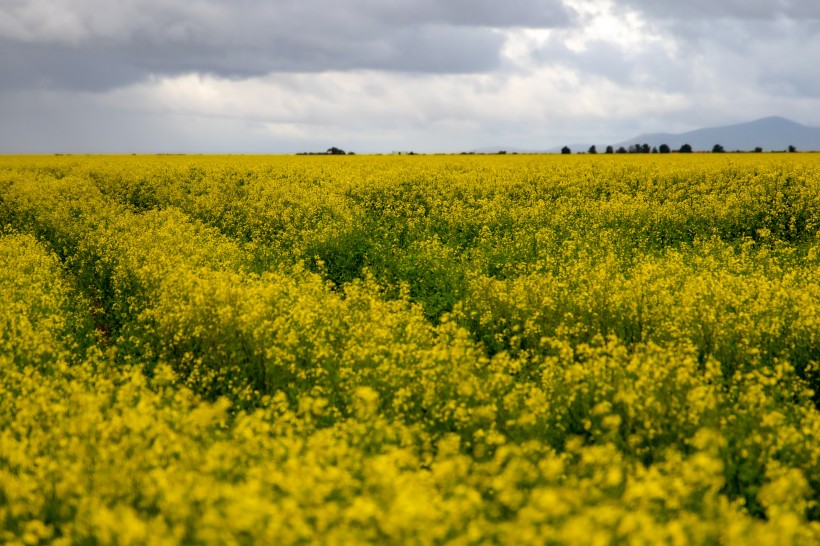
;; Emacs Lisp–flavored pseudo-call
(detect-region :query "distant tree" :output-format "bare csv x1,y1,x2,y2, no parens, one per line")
712,144,725,153
561,146,571,155
498,150,507,154
605,145,614,154
616,146,628,154
588,145,597,154
629,144,639,154
326,147,346,155
679,143,693,153
788,145,797,153
651,146,658,154
659,144,671,154
641,143,651,154
754,147,763,153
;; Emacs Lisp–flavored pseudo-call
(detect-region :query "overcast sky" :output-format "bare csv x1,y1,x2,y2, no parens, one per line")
2,0,819,153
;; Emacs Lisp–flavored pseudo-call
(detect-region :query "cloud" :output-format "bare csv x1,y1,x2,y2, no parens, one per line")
0,0,572,92
616,0,820,20
3,0,820,153
0,62,695,154
608,0,820,52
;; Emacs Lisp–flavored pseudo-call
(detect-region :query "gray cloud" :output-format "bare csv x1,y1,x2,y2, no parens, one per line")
617,0,820,20
530,37,690,92
0,40,141,91
0,0,571,91
3,0,820,153
615,1,820,50
529,2,820,108
659,19,820,101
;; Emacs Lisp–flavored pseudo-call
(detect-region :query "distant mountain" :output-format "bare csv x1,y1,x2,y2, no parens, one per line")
485,117,820,154
614,117,820,152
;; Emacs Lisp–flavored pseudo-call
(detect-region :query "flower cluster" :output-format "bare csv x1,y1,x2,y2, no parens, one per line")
1,153,819,544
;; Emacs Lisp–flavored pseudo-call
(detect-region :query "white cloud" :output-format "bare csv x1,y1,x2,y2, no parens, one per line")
85,63,692,152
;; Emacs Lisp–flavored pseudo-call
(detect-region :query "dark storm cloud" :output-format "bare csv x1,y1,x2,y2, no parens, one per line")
0,0,571,92
0,40,141,91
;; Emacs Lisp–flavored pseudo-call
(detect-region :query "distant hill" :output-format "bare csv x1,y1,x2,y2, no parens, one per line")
487,117,820,154
613,117,820,152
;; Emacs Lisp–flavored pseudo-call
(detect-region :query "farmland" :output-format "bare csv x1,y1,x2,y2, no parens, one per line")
1,153,820,544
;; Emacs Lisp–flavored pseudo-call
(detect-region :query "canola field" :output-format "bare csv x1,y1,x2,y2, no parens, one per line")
1,153,820,545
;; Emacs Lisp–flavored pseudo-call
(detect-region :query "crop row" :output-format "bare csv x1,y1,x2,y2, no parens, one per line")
1,155,819,543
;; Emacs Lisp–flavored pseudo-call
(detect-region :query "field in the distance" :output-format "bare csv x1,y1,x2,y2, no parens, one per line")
1,153,819,544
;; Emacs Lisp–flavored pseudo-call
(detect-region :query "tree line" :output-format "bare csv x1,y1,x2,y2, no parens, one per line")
562,144,798,154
